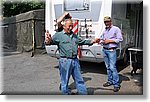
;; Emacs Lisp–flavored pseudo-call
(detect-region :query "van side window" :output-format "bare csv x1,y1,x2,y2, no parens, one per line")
64,0,90,11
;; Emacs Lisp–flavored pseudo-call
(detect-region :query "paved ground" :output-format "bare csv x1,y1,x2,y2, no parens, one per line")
1,49,143,95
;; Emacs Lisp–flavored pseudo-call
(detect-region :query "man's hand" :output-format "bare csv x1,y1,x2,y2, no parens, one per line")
95,38,100,43
64,12,70,17
57,12,71,23
63,12,71,19
91,38,100,44
45,30,52,45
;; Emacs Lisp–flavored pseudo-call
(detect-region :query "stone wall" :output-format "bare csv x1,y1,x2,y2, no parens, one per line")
2,9,45,53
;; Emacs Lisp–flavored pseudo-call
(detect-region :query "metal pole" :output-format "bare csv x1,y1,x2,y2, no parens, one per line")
129,50,132,70
31,19,35,57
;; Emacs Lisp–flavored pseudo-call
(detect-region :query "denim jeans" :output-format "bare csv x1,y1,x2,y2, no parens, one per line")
59,58,87,95
102,49,120,87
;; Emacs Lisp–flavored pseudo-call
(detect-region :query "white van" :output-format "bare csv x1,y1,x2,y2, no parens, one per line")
45,0,140,63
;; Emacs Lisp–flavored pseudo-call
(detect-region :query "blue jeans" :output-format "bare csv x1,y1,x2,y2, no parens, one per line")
59,58,87,95
102,49,120,87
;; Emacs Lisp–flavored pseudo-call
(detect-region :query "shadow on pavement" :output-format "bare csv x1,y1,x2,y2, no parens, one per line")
80,60,129,75
80,61,107,74
68,76,92,90
119,74,130,83
87,87,113,95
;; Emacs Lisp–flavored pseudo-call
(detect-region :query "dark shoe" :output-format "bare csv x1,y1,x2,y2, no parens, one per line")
113,87,120,92
59,84,71,91
59,84,61,90
54,65,59,68
71,92,77,95
103,82,112,87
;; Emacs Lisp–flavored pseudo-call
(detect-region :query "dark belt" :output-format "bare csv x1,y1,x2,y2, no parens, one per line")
103,47,117,50
60,56,77,59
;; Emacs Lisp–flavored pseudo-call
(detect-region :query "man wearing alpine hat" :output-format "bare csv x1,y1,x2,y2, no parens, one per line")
100,16,123,92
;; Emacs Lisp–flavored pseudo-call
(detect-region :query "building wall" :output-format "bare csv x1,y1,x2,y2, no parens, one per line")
2,9,45,52
111,1,143,48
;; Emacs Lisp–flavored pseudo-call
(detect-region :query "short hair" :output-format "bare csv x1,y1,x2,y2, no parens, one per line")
62,19,73,26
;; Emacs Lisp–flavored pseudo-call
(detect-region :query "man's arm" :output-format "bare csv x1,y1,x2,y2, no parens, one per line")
45,30,60,45
57,12,71,23
102,39,115,44
45,30,52,45
101,28,123,44
57,12,71,28
78,36,100,45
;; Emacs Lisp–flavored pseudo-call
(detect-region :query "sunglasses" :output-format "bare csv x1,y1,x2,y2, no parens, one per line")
104,21,111,23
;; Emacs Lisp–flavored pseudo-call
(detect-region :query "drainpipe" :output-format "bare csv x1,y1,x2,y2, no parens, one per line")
31,19,35,57
135,6,140,48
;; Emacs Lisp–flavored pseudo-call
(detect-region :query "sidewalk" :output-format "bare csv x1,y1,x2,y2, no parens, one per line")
1,50,143,95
